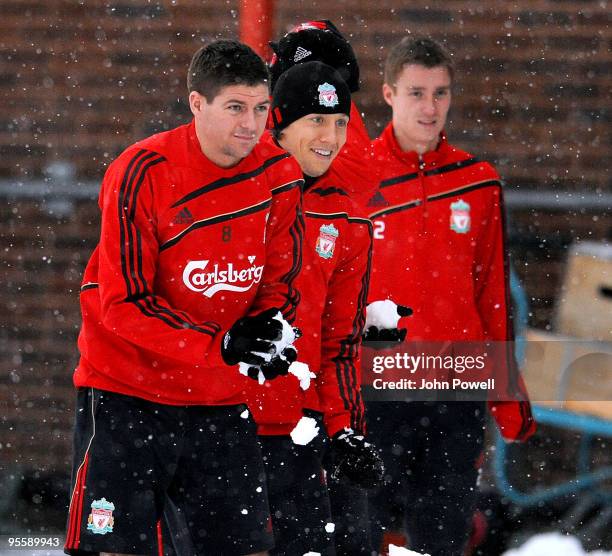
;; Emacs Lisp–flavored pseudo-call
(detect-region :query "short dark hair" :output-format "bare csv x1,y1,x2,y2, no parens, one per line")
187,39,270,102
384,37,454,88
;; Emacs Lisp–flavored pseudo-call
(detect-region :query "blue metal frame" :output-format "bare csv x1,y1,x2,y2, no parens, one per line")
494,405,612,507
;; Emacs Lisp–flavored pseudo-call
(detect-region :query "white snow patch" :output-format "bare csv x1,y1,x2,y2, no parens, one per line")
389,545,430,556
290,416,319,446
366,299,402,330
303,552,321,556
240,409,249,419
502,532,612,555
288,360,316,390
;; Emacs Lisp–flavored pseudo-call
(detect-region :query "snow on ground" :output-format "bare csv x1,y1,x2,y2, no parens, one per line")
502,532,612,555
389,544,430,555
386,533,612,556
1,533,610,556
0,548,64,556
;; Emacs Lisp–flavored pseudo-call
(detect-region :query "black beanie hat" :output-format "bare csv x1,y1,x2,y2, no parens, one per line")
271,61,351,132
269,19,360,93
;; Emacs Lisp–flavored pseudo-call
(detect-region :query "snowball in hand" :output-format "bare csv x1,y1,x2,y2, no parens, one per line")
254,311,297,363
290,416,319,446
288,360,316,391
238,311,298,383
238,359,314,387
238,361,265,384
365,300,403,330
239,311,314,387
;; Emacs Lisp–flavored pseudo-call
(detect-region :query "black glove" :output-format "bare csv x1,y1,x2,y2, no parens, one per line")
363,326,407,342
269,19,360,92
245,345,298,381
362,304,412,343
328,428,385,489
222,308,282,366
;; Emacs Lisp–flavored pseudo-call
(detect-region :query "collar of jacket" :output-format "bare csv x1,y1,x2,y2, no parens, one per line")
382,122,452,168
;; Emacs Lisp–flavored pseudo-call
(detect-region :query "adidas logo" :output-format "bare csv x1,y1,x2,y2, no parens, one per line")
294,46,312,62
367,191,390,207
172,207,194,225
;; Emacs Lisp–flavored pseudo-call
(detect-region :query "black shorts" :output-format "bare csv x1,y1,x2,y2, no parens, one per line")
259,422,335,556
65,388,273,555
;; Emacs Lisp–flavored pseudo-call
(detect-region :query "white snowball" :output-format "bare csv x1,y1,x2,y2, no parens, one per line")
252,312,297,363
290,416,319,446
366,299,402,330
288,361,316,391
389,545,430,556
238,311,304,385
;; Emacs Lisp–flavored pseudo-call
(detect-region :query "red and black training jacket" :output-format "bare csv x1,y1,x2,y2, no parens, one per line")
367,124,535,442
74,121,304,406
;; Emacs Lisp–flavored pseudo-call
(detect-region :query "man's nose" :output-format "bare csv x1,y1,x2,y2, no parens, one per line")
239,109,257,131
318,122,336,143
422,97,437,115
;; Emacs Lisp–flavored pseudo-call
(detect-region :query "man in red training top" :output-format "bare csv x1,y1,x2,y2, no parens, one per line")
248,61,383,556
65,40,304,556
365,37,536,556
268,22,384,554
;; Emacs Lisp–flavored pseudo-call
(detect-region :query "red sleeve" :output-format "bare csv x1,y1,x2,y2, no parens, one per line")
318,216,372,436
249,155,304,323
474,181,535,441
473,185,508,342
96,149,227,369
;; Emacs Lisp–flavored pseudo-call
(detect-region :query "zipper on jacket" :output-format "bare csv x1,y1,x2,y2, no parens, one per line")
418,154,427,234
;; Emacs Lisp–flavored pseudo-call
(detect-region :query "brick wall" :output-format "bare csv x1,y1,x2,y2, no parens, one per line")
0,0,610,529
1,199,97,473
1,0,609,190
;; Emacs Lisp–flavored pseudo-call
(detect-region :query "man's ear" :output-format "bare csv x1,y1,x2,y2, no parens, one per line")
382,83,395,108
189,91,203,115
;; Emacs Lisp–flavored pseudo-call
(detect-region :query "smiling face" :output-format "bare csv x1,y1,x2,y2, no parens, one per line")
277,112,349,177
383,64,452,155
189,83,270,168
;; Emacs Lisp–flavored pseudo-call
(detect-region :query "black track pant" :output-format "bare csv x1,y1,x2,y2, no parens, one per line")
260,431,335,556
367,401,486,556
